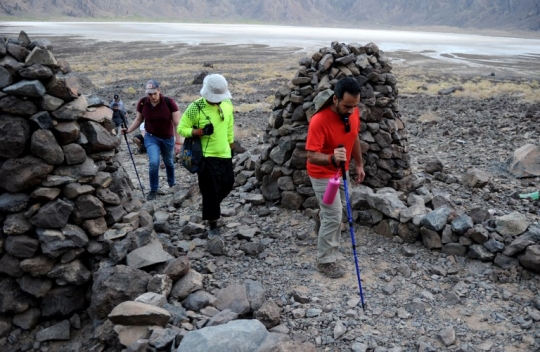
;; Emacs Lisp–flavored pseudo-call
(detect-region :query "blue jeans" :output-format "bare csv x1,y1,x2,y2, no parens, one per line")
144,133,175,192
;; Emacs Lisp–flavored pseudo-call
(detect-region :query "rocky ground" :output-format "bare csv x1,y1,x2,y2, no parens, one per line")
3,34,540,351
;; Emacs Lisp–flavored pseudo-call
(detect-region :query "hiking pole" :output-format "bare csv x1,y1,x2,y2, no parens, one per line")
121,124,145,198
340,160,366,312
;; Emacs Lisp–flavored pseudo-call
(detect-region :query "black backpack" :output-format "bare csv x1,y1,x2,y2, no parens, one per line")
181,102,210,174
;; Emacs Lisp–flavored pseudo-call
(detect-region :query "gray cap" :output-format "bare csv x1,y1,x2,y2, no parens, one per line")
313,89,334,113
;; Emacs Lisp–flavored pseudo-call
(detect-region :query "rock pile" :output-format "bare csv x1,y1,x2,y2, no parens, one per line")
352,166,540,275
254,41,410,209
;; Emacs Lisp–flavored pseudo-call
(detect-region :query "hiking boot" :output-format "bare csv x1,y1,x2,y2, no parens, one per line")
317,262,345,278
207,227,223,241
147,191,157,201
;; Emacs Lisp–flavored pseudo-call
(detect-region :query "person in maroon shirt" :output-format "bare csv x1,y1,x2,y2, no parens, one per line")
123,79,182,200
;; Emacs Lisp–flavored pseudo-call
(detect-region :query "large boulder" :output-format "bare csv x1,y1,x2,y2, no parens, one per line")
506,144,540,178
177,319,269,352
89,265,152,320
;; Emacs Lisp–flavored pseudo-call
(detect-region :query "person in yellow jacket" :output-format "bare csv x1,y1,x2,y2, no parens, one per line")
178,74,235,240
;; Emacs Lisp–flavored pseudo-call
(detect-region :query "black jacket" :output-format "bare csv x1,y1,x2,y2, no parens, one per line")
112,110,127,127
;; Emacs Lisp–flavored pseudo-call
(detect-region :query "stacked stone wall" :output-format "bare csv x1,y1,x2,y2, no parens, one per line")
0,31,147,334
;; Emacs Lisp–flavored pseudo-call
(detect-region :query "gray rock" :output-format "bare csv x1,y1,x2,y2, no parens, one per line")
170,269,204,301
19,255,55,276
35,320,70,342
0,116,30,159
0,66,13,88
17,275,52,298
47,259,92,285
494,253,520,270
39,94,64,111
0,192,30,213
4,79,46,97
518,245,540,273
483,239,505,253
437,326,456,347
421,227,442,249
53,157,99,183
127,240,174,269
495,212,529,236
0,278,36,314
506,143,540,178
148,326,182,350
183,291,217,312
245,280,266,312
89,265,152,320
0,155,54,193
216,283,250,315
503,229,540,256
420,206,452,232
41,286,86,317
442,243,468,257
366,192,407,220
0,95,38,116
254,300,281,329
400,194,426,223
4,235,39,258
468,225,489,244
468,207,491,224
205,308,239,327
19,63,53,79
0,254,24,277
467,244,495,262
374,219,399,239
177,319,268,352
12,307,41,330
451,214,473,235
26,46,57,65
163,256,191,281
108,301,171,326
31,198,73,229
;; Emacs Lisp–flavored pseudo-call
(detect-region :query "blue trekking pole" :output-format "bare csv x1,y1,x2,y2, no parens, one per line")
340,158,366,312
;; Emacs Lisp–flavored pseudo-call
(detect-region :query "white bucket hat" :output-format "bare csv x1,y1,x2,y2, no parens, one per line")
200,74,232,103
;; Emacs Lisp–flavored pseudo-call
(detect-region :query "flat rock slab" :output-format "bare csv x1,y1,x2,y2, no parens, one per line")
108,301,171,326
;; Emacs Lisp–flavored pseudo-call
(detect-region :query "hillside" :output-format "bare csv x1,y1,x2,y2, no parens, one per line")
0,0,539,32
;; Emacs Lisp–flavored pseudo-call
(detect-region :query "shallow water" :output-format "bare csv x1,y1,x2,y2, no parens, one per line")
1,21,540,76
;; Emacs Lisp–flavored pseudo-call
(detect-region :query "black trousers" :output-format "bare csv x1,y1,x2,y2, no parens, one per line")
197,157,234,221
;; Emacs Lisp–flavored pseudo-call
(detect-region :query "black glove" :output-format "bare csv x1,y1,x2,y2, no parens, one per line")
202,123,214,136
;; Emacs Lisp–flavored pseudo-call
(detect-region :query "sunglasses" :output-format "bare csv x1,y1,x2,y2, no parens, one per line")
218,105,224,121
342,115,351,133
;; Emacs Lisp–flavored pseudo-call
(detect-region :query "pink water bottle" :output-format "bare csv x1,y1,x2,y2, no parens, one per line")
323,175,340,205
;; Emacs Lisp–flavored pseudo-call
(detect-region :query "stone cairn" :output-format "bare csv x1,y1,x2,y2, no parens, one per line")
255,41,410,210
0,32,315,351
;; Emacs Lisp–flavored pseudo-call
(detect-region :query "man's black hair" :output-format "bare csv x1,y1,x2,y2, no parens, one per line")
334,77,361,100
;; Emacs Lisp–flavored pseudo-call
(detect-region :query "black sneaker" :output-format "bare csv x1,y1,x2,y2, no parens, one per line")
147,191,157,201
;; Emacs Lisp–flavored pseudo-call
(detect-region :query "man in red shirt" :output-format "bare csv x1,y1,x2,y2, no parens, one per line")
306,77,365,278
123,79,182,200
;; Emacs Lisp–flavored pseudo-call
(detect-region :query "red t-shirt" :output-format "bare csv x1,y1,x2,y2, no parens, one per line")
137,95,179,139
306,106,361,178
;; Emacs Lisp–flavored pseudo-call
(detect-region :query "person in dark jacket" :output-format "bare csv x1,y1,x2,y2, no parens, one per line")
112,102,127,139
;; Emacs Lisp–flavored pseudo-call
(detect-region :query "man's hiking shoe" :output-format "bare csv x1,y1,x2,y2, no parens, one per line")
147,191,157,201
317,262,345,278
